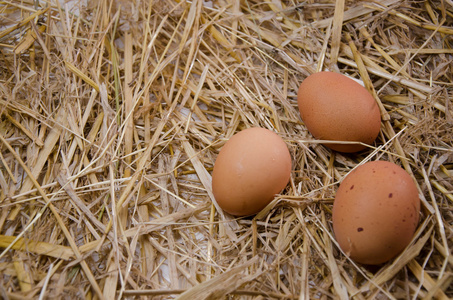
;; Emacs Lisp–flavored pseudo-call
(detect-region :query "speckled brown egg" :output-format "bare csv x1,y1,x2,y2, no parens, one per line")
297,71,381,152
212,127,292,216
332,161,420,265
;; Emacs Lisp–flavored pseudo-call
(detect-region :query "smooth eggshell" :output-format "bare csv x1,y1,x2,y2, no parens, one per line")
297,71,381,152
332,161,420,265
212,127,291,216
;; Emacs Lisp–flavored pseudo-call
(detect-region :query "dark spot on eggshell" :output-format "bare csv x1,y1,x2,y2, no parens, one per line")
402,219,406,222
388,193,393,198
350,185,354,190
357,227,364,232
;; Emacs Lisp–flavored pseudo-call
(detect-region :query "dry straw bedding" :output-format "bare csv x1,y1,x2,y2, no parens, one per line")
0,0,452,299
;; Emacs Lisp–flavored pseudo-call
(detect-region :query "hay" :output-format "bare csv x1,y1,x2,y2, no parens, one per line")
0,0,452,299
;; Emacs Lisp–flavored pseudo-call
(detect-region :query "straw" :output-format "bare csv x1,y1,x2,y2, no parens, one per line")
0,0,451,299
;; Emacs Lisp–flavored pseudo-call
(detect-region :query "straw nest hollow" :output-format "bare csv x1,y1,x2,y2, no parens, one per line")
0,0,452,299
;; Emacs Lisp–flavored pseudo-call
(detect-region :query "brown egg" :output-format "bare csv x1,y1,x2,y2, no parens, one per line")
212,127,292,216
332,161,420,265
297,71,381,152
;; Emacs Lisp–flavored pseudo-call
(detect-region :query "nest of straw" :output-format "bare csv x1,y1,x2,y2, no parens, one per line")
0,0,452,299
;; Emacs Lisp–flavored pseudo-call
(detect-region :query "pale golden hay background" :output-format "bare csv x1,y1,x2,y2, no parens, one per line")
0,0,452,299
